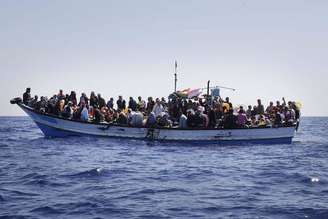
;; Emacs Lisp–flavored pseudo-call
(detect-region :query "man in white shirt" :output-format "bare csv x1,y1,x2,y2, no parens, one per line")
152,98,164,117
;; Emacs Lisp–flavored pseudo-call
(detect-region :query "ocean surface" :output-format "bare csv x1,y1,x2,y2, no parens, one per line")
0,117,327,219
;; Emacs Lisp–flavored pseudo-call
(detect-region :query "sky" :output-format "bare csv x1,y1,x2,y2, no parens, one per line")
1,0,327,116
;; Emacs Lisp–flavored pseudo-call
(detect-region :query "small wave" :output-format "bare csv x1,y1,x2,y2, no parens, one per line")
263,207,328,219
20,172,46,180
0,214,31,218
23,179,62,187
67,168,106,178
0,127,14,133
53,201,99,211
201,206,222,213
19,173,60,186
130,187,189,196
0,188,39,197
30,206,61,215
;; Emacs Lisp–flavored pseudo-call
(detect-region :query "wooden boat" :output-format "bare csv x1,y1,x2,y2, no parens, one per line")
13,102,297,144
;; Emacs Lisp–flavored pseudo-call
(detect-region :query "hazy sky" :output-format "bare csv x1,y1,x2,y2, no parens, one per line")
1,0,327,116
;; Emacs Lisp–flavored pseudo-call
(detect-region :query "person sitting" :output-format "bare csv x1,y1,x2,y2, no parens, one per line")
222,97,231,113
284,107,295,126
157,113,172,128
152,98,164,117
46,95,57,114
193,110,204,128
57,98,65,115
131,111,144,127
137,96,146,112
62,102,73,118
69,91,77,106
250,116,258,128
29,95,38,108
223,109,236,129
130,110,144,127
104,108,114,123
186,109,196,128
23,88,32,105
236,106,247,128
80,104,89,121
161,97,168,110
251,106,258,117
273,110,283,127
94,108,104,123
276,101,282,111
266,101,275,115
35,96,47,113
116,111,128,125
258,115,267,128
246,105,252,118
128,97,137,111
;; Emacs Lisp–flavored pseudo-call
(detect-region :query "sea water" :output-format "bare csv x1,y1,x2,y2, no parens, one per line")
0,117,327,218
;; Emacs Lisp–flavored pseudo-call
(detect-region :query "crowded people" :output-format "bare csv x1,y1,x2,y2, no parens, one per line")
21,88,301,129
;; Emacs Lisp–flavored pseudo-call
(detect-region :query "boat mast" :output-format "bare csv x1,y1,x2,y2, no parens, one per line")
174,60,177,92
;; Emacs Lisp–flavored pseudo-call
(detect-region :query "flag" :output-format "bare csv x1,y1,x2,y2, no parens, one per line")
175,60,177,70
188,88,202,98
176,88,190,98
211,88,220,97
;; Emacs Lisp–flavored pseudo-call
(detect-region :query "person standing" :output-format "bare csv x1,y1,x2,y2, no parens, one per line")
152,98,164,117
117,96,126,111
257,99,265,115
23,88,31,105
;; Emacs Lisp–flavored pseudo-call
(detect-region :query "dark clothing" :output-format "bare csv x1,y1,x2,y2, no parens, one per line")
187,114,203,128
117,99,126,110
98,97,106,109
23,92,31,105
117,114,128,125
94,109,103,123
69,94,77,106
295,109,300,120
187,114,195,128
73,107,83,120
62,106,72,118
35,100,47,112
107,100,114,109
128,99,137,111
274,113,282,126
194,114,204,128
223,113,236,129
90,96,99,108
257,104,265,115
58,94,65,101
146,100,155,114
208,109,216,128
251,109,257,117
